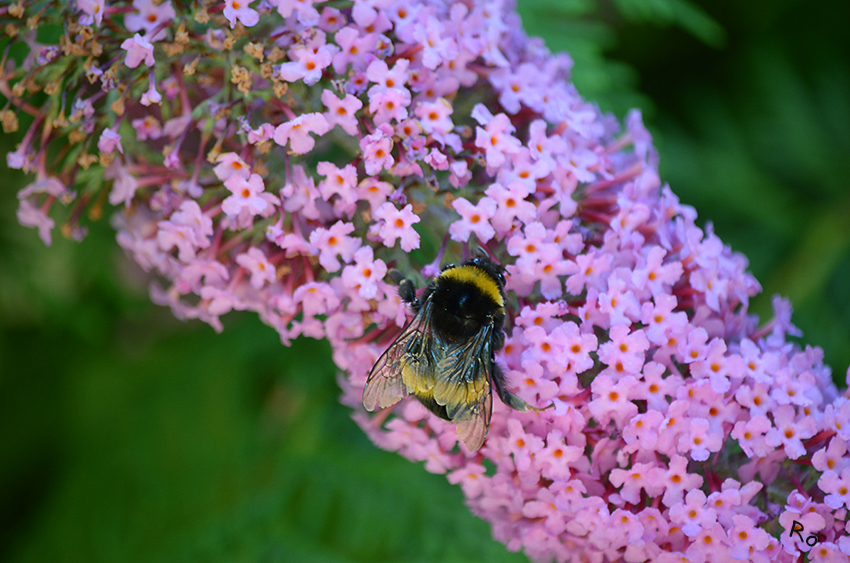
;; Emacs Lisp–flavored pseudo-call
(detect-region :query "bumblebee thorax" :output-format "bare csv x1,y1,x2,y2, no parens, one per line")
430,264,505,343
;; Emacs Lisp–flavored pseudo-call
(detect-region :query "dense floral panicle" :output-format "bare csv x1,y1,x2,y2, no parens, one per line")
4,0,850,561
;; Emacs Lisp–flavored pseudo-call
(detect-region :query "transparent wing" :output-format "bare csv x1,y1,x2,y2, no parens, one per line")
362,299,441,412
455,387,492,452
432,324,495,450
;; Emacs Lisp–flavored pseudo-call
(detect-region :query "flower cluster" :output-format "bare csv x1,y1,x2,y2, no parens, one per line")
3,1,850,561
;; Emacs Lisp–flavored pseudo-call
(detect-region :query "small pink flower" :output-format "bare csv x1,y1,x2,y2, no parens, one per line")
223,0,259,28
677,417,722,461
658,455,703,507
415,97,454,135
17,199,55,246
77,0,105,26
366,58,410,94
371,202,420,251
308,220,361,273
322,89,363,136
126,0,176,41
484,182,536,235
473,104,521,168
214,153,251,182
332,27,377,73
765,404,817,459
236,248,276,290
731,414,773,458
449,196,497,243
279,44,336,86
98,128,124,154
274,113,330,155
669,489,716,538
270,0,321,24
368,87,410,125
105,161,138,208
120,33,155,68
360,124,395,175
141,83,161,106
222,174,268,217
341,247,387,299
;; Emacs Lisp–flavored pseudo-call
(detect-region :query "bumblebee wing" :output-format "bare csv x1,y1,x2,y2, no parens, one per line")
432,325,494,450
362,299,441,411
455,385,493,451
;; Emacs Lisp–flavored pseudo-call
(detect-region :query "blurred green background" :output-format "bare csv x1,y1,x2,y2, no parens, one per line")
2,1,849,561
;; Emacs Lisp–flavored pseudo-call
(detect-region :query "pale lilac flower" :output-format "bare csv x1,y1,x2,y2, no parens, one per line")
98,128,124,154
105,161,139,208
449,197,497,243
322,89,363,136
236,247,276,290
121,34,155,68
77,0,105,26
360,124,395,175
126,0,176,41
17,200,54,246
309,221,361,273
222,174,268,217
279,44,336,86
371,203,420,251
132,116,162,140
214,153,251,182
223,0,259,28
274,113,330,154
341,247,387,299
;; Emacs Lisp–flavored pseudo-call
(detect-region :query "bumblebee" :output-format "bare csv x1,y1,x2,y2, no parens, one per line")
362,256,529,451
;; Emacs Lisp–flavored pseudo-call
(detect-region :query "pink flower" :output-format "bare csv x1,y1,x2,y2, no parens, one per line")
279,44,337,86
669,489,716,538
765,404,817,459
308,221,361,273
126,0,176,41
414,98,454,135
213,153,251,182
818,468,850,510
222,174,268,217
484,182,536,235
236,247,276,290
223,0,259,28
322,89,363,136
77,0,105,26
17,199,55,246
141,82,161,106
120,33,155,68
412,15,457,70
473,104,521,168
98,128,124,154
359,124,395,175
270,0,321,24
274,113,330,154
368,87,410,125
371,203,420,251
332,27,378,73
449,196,497,243
366,58,410,94
341,247,387,299
677,417,722,461
731,414,774,458
105,161,139,208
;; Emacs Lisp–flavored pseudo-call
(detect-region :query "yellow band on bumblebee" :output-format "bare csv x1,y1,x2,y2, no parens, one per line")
438,265,504,308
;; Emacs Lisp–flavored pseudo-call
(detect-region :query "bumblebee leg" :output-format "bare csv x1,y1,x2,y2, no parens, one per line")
490,362,529,411
388,269,418,308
